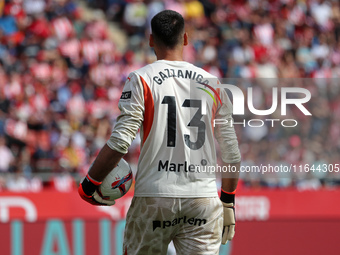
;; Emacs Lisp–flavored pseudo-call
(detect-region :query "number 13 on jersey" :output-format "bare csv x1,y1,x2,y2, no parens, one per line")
162,96,206,150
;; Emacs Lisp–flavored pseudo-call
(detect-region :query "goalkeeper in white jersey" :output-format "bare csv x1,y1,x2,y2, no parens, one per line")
79,10,241,255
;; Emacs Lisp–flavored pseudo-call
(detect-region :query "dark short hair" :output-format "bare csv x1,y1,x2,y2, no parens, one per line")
151,10,185,48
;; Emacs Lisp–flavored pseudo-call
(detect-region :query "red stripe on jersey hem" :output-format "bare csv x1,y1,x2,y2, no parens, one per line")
140,76,154,145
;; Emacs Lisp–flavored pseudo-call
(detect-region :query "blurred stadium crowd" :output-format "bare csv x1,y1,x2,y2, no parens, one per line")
0,0,339,192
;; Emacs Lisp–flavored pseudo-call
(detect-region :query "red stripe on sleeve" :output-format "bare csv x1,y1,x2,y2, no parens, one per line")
140,76,154,145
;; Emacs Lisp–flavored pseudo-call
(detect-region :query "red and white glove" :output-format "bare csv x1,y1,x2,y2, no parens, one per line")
220,190,236,244
78,174,115,206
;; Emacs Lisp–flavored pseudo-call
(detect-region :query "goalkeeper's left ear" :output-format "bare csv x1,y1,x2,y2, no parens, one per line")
220,189,236,244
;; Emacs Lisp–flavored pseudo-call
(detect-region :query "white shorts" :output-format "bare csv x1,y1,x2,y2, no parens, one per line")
122,197,223,255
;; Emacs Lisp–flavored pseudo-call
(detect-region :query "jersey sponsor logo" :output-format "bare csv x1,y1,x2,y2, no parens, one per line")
158,160,197,172
153,216,207,231
120,91,131,99
152,68,210,85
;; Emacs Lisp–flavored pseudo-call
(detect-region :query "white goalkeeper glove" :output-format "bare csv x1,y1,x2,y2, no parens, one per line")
220,190,236,244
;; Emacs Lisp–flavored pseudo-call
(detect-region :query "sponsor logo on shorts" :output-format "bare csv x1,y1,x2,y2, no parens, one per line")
152,216,207,231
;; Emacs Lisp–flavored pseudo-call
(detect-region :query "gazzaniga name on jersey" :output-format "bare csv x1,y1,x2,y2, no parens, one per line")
153,216,207,231
152,68,210,85
158,160,199,172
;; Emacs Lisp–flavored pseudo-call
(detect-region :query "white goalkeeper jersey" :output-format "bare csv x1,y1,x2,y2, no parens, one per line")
107,60,240,198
